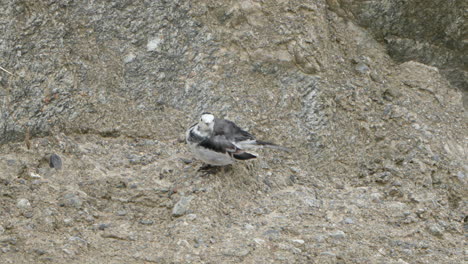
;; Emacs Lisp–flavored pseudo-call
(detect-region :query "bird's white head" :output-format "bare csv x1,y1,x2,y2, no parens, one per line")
198,112,215,134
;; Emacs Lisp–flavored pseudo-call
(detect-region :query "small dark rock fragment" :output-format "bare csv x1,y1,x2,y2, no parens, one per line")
34,249,47,255
23,211,34,218
179,158,193,164
49,154,62,169
289,175,298,184
139,219,154,225
116,181,127,188
98,223,110,230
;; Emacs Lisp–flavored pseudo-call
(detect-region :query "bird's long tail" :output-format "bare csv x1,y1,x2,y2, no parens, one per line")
236,139,291,152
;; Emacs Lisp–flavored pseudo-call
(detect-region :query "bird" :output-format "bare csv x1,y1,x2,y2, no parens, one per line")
185,112,289,166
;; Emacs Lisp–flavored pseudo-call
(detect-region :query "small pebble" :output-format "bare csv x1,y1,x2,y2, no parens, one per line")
370,72,382,82
185,214,197,221
314,235,326,242
179,158,192,164
428,224,444,237
63,218,73,226
62,248,73,255
16,199,31,209
193,238,203,248
320,251,336,257
98,223,110,230
304,198,321,208
291,240,304,246
291,247,302,254
116,210,127,216
139,219,154,225
289,175,298,184
60,193,82,208
28,172,41,179
253,238,265,245
329,230,346,239
172,196,193,217
0,236,17,244
355,62,370,74
34,249,47,255
23,211,34,218
401,249,413,255
263,229,280,239
343,218,354,224
244,224,255,230
49,154,62,169
370,192,382,203
124,53,136,63
69,236,87,245
85,215,95,223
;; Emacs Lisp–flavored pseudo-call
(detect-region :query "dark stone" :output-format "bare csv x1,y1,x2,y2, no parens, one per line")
34,249,47,255
49,154,62,169
179,158,193,164
98,223,110,230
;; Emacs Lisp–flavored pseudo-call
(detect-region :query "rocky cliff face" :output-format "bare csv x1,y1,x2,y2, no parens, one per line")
328,0,467,106
0,0,466,263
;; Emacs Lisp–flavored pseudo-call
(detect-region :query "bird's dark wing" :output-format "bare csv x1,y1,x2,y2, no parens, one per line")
199,135,237,153
213,118,255,142
233,152,257,160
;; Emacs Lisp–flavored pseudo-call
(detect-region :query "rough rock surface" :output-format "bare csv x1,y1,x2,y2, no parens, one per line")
0,0,466,263
327,0,467,106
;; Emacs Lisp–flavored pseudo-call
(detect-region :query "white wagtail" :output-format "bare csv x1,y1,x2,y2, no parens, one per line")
186,112,289,166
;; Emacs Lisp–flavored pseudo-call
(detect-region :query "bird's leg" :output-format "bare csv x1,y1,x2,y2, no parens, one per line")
198,164,221,176
221,164,233,174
